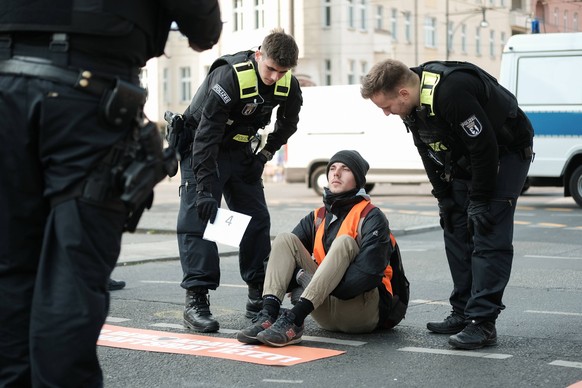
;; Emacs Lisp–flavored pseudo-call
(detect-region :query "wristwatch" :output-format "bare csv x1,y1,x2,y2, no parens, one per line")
259,149,274,161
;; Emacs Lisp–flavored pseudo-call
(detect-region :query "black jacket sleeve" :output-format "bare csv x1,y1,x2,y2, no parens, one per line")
291,211,317,253
436,71,499,201
165,0,222,51
189,65,238,192
263,77,303,155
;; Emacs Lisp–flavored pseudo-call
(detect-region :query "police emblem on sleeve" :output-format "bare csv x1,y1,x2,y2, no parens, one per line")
212,84,231,104
460,114,482,137
241,103,258,115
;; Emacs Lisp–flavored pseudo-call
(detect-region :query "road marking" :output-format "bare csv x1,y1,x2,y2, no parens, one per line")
149,324,367,346
532,222,567,228
525,310,582,317
398,347,512,359
262,379,303,384
106,317,131,323
549,360,582,369
525,255,582,261
411,299,450,306
141,280,180,284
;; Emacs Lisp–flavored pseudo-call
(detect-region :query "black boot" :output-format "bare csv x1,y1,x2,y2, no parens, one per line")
427,311,467,334
184,289,219,333
246,284,263,319
449,320,497,350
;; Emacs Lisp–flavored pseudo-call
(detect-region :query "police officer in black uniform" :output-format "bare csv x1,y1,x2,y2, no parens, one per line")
175,28,302,333
361,59,534,350
0,1,221,386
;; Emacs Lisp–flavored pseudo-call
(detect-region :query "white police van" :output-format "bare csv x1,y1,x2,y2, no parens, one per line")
280,84,427,196
499,32,582,206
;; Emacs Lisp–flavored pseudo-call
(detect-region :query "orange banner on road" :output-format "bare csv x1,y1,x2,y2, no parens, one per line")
98,324,345,366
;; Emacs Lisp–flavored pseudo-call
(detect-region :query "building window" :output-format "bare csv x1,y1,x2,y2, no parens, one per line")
180,67,191,102
500,0,505,7
375,5,383,31
424,16,437,48
489,30,495,58
447,21,454,54
391,8,398,40
348,0,355,29
554,7,559,27
347,60,356,84
500,31,507,51
323,0,332,27
404,12,412,43
359,0,367,31
233,0,244,31
254,0,265,29
360,61,368,81
461,24,467,53
324,59,332,86
574,13,579,32
475,27,482,56
564,10,568,32
162,68,169,103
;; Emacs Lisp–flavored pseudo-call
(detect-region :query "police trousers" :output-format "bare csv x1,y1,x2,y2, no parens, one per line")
444,149,531,322
0,74,129,387
177,148,270,291
264,233,380,333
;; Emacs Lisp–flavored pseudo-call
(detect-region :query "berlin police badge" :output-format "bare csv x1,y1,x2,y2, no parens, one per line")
460,114,482,137
241,103,258,116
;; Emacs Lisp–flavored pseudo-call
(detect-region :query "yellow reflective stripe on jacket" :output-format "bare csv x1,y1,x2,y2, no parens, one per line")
233,62,291,100
274,71,291,97
233,61,259,99
420,70,440,116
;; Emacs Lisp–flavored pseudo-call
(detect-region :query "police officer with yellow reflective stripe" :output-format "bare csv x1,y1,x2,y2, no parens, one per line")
361,59,534,350
176,28,303,333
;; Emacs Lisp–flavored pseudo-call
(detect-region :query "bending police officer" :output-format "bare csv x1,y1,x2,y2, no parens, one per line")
176,28,302,333
361,59,534,350
0,1,221,387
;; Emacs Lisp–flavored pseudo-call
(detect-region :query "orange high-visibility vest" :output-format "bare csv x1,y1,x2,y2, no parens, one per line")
312,200,394,295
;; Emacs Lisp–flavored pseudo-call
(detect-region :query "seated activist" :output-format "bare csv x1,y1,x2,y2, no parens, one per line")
237,150,400,347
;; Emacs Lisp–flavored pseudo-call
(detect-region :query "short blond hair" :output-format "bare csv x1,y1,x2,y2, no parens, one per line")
360,59,415,99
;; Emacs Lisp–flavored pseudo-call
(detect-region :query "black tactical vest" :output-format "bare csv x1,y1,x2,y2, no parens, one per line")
0,0,170,58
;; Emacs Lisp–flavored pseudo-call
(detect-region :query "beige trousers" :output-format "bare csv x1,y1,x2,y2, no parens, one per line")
263,232,379,333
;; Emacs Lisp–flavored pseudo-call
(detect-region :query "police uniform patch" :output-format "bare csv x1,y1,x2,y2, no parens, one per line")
212,84,231,104
241,103,258,115
460,114,482,137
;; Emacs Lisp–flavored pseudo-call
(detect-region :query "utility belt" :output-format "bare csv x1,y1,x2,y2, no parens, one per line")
0,32,140,79
0,57,175,232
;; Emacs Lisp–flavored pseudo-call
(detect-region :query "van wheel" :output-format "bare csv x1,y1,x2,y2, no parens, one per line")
310,165,328,196
569,165,582,207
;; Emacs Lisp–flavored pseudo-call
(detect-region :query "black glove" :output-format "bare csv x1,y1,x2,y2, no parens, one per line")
437,197,456,233
242,152,267,184
467,200,495,235
195,191,218,224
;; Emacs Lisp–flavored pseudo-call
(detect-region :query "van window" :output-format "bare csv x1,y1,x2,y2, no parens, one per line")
516,55,582,106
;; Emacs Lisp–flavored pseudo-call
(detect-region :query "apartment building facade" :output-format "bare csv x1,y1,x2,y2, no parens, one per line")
143,0,533,122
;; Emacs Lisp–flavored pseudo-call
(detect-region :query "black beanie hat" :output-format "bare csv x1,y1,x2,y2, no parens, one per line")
327,150,370,189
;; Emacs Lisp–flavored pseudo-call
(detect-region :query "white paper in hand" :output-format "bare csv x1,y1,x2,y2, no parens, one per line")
202,208,252,247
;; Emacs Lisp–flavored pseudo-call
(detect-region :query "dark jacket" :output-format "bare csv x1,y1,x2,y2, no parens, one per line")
0,0,222,68
405,61,533,201
292,193,392,301
185,51,302,192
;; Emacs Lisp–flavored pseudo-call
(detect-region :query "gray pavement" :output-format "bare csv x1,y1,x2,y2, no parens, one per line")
118,176,440,266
